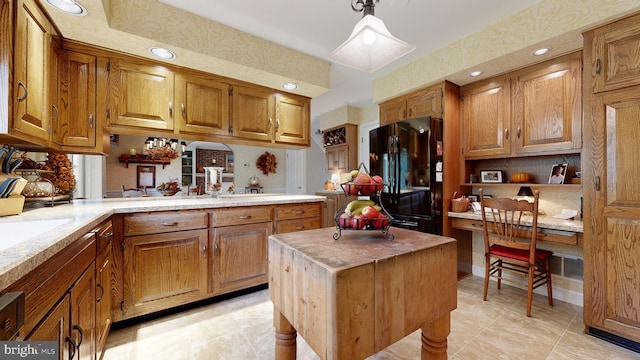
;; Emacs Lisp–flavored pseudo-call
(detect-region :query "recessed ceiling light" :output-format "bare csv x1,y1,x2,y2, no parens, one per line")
283,82,298,90
148,47,176,60
532,48,550,56
469,70,482,77
46,0,87,16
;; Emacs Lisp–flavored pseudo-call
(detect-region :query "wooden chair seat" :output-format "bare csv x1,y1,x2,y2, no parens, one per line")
479,188,553,317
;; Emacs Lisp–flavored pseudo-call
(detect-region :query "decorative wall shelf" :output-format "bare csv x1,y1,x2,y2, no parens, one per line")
119,157,171,169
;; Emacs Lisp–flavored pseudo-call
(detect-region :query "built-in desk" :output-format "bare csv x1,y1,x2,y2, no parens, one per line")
448,211,583,246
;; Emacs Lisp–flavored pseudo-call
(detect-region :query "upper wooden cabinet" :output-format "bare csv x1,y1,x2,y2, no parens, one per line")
175,72,230,136
461,52,582,159
379,84,443,126
11,0,54,144
512,52,582,155
232,86,310,146
54,50,97,149
461,77,512,159
274,94,309,146
590,12,640,93
109,58,175,131
232,85,274,142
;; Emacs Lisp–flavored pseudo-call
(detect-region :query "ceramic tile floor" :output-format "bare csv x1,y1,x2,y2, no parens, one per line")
103,275,639,360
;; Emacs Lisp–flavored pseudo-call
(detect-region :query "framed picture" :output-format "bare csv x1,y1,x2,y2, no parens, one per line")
548,163,568,184
137,166,156,189
480,170,503,183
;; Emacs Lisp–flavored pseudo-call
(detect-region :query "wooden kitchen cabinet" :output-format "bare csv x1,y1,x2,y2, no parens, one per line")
461,76,512,158
323,123,358,172
461,52,582,159
53,50,97,150
512,52,582,155
210,222,271,295
378,84,443,126
10,0,55,144
274,202,322,234
274,93,310,146
175,71,230,136
316,191,350,228
231,85,310,146
70,265,96,360
109,58,175,131
590,12,640,93
26,294,72,360
583,18,640,343
95,220,113,359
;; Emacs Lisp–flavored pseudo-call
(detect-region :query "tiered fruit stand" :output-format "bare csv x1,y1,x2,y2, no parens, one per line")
333,164,394,241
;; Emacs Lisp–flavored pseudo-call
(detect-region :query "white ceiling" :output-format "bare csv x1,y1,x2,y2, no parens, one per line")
158,0,541,119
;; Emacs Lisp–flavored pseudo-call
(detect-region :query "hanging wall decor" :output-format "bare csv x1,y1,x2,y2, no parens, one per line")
256,151,277,175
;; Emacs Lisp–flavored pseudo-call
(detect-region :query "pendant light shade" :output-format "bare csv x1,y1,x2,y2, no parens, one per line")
329,3,415,73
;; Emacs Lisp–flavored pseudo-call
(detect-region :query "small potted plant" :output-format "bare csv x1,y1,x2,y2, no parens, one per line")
157,179,181,196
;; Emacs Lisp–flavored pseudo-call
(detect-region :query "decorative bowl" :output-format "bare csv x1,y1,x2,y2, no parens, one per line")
159,189,179,196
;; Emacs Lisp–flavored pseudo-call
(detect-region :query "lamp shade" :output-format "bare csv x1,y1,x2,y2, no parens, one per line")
517,186,534,197
329,15,415,73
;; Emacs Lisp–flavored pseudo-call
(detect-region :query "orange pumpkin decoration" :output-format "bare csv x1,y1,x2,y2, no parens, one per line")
511,172,530,183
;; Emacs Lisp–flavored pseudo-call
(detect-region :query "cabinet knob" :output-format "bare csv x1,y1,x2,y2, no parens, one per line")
160,222,178,226
181,103,186,117
595,59,602,75
51,105,58,120
504,128,509,140
96,283,104,302
516,126,521,138
169,101,173,117
89,114,94,129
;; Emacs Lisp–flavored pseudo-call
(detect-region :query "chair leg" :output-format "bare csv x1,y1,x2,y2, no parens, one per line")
546,261,553,306
483,254,490,301
497,259,502,290
526,266,534,317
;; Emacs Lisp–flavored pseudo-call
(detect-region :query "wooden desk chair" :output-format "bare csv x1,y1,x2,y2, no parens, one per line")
479,188,553,317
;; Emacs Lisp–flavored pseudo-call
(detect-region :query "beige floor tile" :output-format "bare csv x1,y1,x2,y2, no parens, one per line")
103,276,638,360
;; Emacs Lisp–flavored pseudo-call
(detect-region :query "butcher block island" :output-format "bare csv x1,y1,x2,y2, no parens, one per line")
0,194,323,358
269,227,457,360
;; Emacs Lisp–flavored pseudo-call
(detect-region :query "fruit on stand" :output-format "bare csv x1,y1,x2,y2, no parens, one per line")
344,199,375,216
338,213,351,228
371,175,384,192
351,214,365,230
360,205,380,219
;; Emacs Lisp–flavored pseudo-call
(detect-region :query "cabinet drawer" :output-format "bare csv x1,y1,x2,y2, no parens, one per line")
210,206,272,227
275,203,322,221
276,217,322,234
124,211,208,236
95,220,113,252
450,218,579,246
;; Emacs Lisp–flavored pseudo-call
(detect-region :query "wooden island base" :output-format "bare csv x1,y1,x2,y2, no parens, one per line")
268,227,457,360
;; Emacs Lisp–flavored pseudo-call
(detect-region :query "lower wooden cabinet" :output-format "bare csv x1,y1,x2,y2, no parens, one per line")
275,202,322,233
95,241,112,359
122,229,208,318
71,265,96,360
210,222,271,294
26,294,72,360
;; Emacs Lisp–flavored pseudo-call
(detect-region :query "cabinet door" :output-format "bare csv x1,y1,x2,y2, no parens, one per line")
175,72,230,136
55,51,97,148
326,145,349,172
461,77,511,158
512,53,581,154
26,294,71,360
110,59,174,130
590,12,640,93
123,230,208,318
210,222,270,295
13,0,52,142
583,86,640,343
407,85,443,119
231,85,274,142
379,98,406,126
274,94,310,146
70,265,95,360
95,242,112,359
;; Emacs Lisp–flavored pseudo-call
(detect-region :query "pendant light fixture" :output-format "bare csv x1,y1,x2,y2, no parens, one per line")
329,0,415,73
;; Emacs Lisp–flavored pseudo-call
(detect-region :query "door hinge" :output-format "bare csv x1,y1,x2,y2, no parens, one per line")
228,126,233,134
120,301,125,312
106,109,110,119
229,88,233,96
106,61,110,72
121,241,124,252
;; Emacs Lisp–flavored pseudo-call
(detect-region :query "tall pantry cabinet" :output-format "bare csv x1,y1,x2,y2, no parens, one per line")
582,11,640,345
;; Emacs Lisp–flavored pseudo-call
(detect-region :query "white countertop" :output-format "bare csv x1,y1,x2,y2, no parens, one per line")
0,194,325,291
447,211,583,233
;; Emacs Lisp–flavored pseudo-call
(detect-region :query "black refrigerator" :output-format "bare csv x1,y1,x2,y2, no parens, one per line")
369,117,443,235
